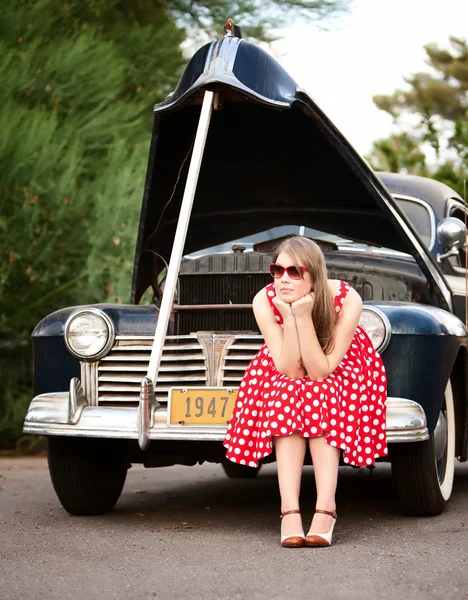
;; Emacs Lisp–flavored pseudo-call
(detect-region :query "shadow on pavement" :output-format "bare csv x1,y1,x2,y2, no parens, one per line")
99,462,468,536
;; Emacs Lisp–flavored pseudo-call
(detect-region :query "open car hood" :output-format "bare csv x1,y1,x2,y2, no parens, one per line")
131,34,450,309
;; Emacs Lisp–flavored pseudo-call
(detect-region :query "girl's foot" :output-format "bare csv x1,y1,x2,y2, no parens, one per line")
308,507,336,534
280,510,305,548
305,509,337,547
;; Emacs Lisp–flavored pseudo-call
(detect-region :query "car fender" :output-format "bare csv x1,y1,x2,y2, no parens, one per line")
368,301,467,435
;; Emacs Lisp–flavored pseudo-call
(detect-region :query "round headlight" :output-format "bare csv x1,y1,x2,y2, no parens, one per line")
359,307,391,353
64,309,115,360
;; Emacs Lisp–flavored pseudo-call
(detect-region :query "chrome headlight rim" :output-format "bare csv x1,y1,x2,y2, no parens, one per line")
360,305,391,353
64,308,115,361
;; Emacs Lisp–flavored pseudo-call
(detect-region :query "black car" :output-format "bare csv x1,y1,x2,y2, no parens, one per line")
24,22,468,518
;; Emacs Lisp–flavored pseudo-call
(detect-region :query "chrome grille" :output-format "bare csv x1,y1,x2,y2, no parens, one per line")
96,335,207,406
218,335,263,386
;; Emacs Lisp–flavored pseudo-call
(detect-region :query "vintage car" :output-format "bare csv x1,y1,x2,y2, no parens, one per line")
23,21,468,518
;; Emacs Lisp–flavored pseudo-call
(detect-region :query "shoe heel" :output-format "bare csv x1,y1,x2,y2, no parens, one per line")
305,509,337,547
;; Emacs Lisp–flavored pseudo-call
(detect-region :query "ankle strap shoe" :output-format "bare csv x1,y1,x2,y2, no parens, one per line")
305,509,337,547
280,510,305,548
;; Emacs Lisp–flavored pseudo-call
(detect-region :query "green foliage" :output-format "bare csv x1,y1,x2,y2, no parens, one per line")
0,341,33,446
0,0,184,445
368,37,468,196
86,139,150,303
1,0,184,333
367,133,428,175
167,0,351,36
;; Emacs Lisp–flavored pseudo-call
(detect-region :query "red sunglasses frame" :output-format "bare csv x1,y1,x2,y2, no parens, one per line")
269,263,307,280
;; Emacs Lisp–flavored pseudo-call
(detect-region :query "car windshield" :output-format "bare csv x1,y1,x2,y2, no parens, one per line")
394,197,434,249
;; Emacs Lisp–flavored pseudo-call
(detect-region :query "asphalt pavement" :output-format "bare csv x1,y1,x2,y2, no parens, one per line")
0,457,467,600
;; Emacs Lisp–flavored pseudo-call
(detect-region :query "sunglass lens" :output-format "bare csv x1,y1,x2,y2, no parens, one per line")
269,264,283,278
287,266,303,280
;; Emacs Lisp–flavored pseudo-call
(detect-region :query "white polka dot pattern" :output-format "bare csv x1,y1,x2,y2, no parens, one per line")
223,280,388,468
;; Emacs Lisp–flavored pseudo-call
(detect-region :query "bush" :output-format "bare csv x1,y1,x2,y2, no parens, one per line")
0,0,184,447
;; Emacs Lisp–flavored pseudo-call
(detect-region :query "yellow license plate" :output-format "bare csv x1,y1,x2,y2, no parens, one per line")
168,388,238,426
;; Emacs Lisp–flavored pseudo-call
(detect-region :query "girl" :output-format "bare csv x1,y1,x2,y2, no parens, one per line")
223,236,388,548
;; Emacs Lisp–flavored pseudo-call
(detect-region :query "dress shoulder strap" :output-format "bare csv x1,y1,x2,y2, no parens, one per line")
333,280,352,313
265,282,283,324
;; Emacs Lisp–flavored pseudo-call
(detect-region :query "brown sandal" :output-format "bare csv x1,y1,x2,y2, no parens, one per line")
280,510,305,548
305,509,337,547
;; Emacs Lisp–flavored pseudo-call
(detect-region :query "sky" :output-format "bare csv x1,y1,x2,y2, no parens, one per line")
271,0,468,157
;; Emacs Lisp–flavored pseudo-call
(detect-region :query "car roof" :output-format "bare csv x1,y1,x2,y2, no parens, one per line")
378,172,463,220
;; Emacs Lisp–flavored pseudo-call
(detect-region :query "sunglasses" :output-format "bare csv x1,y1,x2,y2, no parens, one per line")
269,263,307,280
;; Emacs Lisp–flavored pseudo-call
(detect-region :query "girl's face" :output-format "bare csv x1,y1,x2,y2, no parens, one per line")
273,251,313,303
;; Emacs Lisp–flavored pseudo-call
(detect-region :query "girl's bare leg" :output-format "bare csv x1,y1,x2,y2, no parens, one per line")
308,436,340,534
275,433,307,536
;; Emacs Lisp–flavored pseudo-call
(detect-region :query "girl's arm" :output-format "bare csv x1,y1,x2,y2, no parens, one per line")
252,289,305,379
293,288,362,380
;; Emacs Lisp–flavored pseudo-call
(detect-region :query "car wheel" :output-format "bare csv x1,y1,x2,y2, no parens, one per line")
391,380,455,516
47,437,128,516
221,459,260,478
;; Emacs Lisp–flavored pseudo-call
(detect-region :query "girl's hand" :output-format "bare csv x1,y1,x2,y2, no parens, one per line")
272,295,295,320
291,292,315,318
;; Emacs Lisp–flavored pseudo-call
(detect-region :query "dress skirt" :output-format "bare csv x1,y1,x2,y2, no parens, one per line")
223,280,388,468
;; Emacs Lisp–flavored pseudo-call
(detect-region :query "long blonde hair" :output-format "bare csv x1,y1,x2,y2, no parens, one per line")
272,236,336,354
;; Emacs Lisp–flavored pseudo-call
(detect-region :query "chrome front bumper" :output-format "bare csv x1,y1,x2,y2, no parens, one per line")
23,379,429,445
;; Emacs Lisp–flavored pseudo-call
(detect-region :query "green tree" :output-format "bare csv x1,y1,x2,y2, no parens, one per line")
169,0,350,37
0,0,185,444
1,0,185,334
367,132,429,175
367,37,468,196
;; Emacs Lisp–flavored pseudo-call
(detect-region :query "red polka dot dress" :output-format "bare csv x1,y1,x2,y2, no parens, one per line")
223,280,388,468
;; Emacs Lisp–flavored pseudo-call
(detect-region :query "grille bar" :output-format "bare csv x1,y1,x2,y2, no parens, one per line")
99,352,205,363
85,333,265,407
99,363,205,373
99,373,208,384
94,335,207,406
225,344,262,351
218,335,263,386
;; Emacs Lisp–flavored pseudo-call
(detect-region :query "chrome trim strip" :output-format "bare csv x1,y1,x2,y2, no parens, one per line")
386,429,429,443
137,377,158,450
218,334,263,387
444,274,467,296
114,335,200,343
69,378,88,424
81,361,98,406
446,197,466,219
393,194,436,251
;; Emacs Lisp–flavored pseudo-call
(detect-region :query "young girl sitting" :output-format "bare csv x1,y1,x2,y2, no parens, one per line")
224,236,388,547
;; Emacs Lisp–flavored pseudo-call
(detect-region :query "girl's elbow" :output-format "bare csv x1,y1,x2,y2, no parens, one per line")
275,361,305,379
306,366,332,380
278,367,304,379
308,371,330,380
288,370,305,379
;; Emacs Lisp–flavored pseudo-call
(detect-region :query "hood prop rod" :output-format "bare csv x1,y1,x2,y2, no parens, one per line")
138,91,214,450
